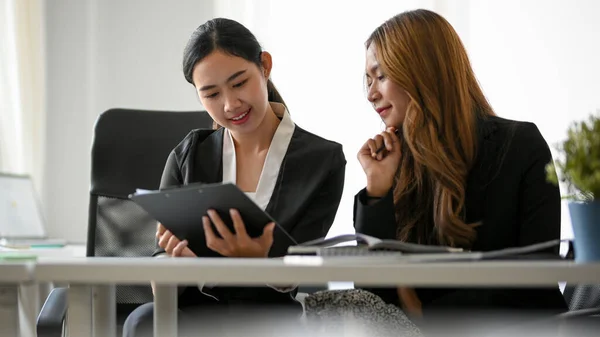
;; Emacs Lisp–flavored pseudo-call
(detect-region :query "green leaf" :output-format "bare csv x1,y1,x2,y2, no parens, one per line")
546,110,600,201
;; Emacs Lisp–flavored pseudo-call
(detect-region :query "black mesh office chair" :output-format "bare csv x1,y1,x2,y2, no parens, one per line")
559,240,600,320
36,108,213,337
486,241,600,337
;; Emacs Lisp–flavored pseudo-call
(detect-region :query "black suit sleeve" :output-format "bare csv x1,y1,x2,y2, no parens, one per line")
353,187,397,240
151,132,196,257
159,151,185,189
288,146,346,245
352,187,403,306
516,123,562,251
151,151,184,257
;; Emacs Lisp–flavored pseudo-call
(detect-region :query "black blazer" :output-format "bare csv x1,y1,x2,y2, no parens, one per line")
155,125,346,305
354,116,568,314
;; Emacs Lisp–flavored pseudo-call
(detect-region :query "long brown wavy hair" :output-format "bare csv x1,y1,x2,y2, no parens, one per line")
366,9,495,248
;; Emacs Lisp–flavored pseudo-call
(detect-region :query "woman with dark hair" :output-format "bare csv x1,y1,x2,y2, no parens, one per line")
123,18,346,337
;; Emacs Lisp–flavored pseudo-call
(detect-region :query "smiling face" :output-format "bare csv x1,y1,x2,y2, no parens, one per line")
365,43,411,128
192,50,272,133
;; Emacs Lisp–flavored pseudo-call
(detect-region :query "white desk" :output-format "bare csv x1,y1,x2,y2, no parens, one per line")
0,245,85,337
0,262,32,282
0,262,35,337
31,257,600,337
33,257,600,285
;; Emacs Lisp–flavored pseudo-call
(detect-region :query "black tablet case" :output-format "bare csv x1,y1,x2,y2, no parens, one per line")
130,182,288,256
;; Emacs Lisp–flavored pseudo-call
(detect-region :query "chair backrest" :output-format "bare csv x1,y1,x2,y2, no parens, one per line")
87,108,213,306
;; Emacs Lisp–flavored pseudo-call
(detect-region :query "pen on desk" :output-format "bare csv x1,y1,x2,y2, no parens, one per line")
375,128,400,154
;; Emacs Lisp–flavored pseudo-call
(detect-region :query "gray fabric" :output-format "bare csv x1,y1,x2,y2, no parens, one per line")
95,196,155,305
304,289,423,337
124,290,422,337
566,284,600,311
123,302,306,337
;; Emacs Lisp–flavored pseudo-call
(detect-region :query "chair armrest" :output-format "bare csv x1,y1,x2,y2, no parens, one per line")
294,292,309,319
558,307,600,319
36,287,68,337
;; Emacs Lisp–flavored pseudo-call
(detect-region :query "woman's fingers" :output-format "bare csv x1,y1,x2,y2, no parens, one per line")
172,240,188,257
207,209,234,242
257,223,275,249
165,235,180,255
203,215,229,255
158,230,173,248
366,138,379,157
156,222,167,238
230,209,250,241
380,130,394,152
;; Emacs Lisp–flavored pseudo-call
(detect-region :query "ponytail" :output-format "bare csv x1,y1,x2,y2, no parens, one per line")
267,79,286,107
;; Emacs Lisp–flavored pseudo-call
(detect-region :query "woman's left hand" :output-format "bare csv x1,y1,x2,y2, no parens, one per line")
204,208,275,257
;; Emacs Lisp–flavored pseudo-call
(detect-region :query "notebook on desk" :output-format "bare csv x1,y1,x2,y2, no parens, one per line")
288,233,464,255
0,173,66,248
287,233,563,262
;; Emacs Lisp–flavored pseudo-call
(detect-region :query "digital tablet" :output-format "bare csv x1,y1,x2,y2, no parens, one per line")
129,182,292,255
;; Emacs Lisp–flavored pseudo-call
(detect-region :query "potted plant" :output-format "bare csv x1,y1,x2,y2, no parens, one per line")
546,110,600,262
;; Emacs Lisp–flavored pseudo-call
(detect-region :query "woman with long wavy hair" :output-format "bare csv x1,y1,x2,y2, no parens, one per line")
306,9,567,336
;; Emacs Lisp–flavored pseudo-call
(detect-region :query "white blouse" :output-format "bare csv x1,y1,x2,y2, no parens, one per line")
201,102,296,296
221,102,295,210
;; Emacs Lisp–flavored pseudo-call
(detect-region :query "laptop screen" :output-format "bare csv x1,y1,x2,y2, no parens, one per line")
0,174,46,239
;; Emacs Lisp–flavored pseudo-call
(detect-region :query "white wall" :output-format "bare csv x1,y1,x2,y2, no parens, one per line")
465,0,600,238
43,0,213,242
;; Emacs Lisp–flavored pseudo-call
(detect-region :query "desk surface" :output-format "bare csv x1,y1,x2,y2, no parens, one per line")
0,244,86,258
32,257,600,287
0,262,33,283
0,244,84,283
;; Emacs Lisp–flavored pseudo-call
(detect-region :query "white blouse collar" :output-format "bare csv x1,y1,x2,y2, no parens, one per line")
222,102,295,210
